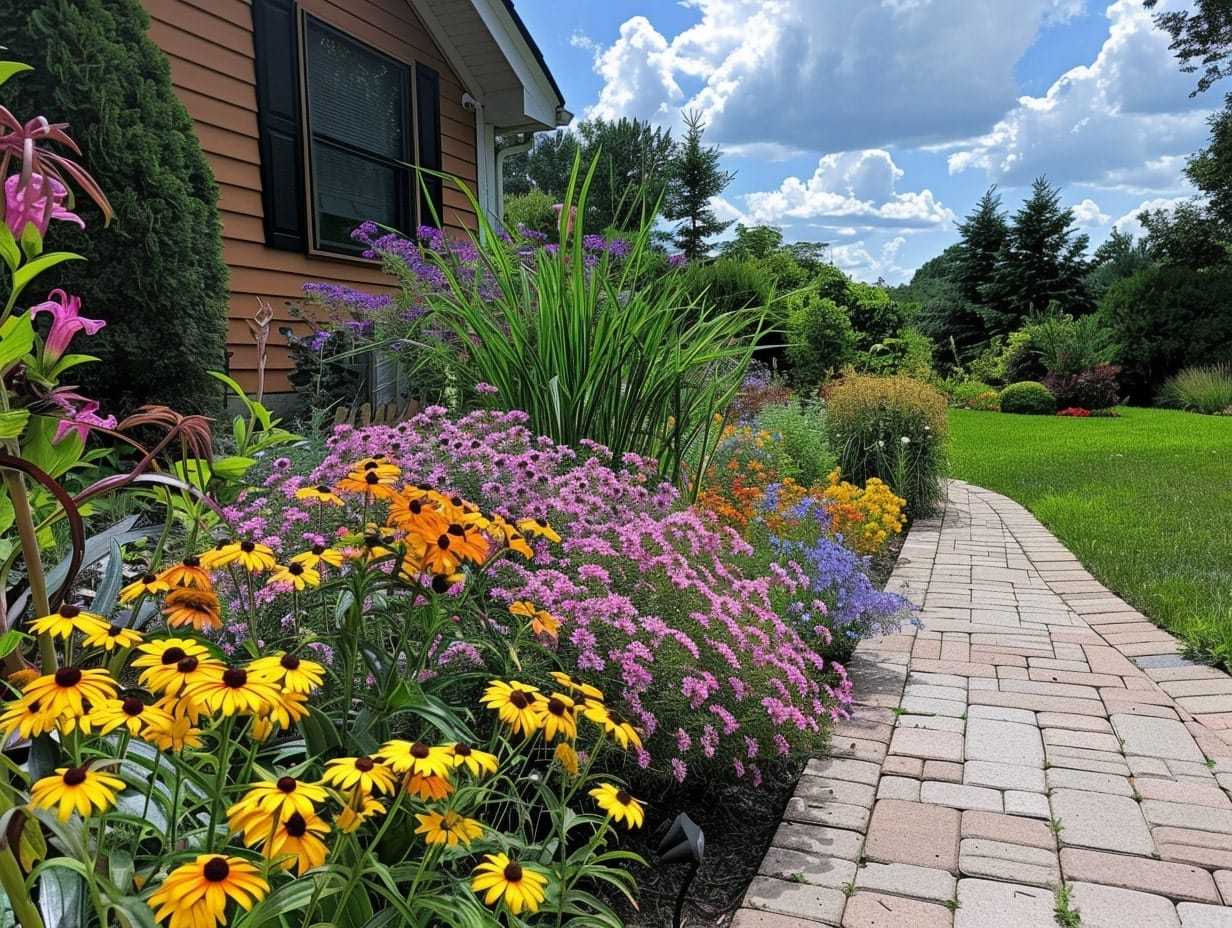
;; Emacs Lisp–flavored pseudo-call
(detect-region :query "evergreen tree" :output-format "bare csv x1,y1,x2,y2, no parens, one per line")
982,177,1091,332
1,0,228,417
576,117,677,233
502,129,579,201
662,111,734,259
954,186,1008,314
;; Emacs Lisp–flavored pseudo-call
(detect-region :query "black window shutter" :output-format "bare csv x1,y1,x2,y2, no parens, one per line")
252,0,306,250
415,63,443,227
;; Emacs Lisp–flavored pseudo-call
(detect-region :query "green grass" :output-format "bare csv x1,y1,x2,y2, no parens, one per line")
949,407,1232,667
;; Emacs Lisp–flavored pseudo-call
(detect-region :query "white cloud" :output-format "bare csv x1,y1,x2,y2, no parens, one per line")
946,0,1212,190
739,150,955,229
584,0,1087,151
831,236,911,284
1110,196,1195,238
1072,197,1110,227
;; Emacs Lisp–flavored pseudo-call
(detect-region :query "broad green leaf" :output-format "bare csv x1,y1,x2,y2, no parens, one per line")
0,61,33,87
0,629,27,660
45,352,99,381
20,221,43,261
210,455,257,481
0,312,35,373
8,251,84,309
0,222,20,272
35,861,87,928
0,408,29,440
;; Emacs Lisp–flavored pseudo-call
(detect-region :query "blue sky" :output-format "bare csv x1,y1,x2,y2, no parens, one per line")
511,0,1215,283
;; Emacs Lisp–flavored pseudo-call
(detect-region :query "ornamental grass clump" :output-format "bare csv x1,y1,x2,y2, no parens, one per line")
1157,362,1232,415
823,373,949,517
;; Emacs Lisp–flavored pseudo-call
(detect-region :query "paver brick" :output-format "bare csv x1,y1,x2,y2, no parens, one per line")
865,799,961,873
841,892,954,928
965,717,1044,766
831,737,889,764
962,811,1056,849
1004,790,1052,818
968,689,1108,715
1141,800,1232,833
744,876,847,924
1043,728,1122,752
923,760,964,783
772,822,864,860
1214,869,1232,905
1036,711,1113,732
964,759,1045,792
888,727,965,762
876,776,920,801
1133,777,1231,808
1158,843,1232,869
782,797,870,832
958,838,1059,886
806,757,882,785
759,846,857,889
1050,789,1155,855
1046,767,1132,795
853,861,956,903
1177,902,1232,927
1067,881,1180,928
795,776,877,808
919,781,1003,813
967,704,1036,725
1060,848,1220,903
730,909,833,928
880,754,923,778
954,878,1055,927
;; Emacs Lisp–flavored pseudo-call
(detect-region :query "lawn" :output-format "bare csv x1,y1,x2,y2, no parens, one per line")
948,407,1232,665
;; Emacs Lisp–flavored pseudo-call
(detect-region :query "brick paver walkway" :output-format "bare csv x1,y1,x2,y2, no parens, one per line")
736,480,1232,928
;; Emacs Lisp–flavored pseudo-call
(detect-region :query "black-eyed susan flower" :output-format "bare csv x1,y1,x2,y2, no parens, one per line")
140,710,203,753
134,640,224,698
418,524,489,575
246,652,326,694
147,855,268,928
28,603,110,640
387,491,449,537
156,554,213,590
471,852,549,915
80,622,144,652
582,702,643,750
379,739,454,778
91,695,173,737
290,543,345,570
118,572,171,603
294,484,344,506
162,587,223,632
186,667,281,717
480,680,541,737
588,783,645,828
446,742,498,778
266,561,320,591
19,666,117,720
321,755,397,796
554,741,580,777
202,540,278,573
335,794,384,833
549,671,605,704
488,515,534,559
30,764,126,821
517,517,561,543
531,692,578,742
0,696,61,743
405,772,453,801
509,601,561,640
336,458,400,500
256,690,310,736
264,810,330,874
228,776,329,845
415,809,483,846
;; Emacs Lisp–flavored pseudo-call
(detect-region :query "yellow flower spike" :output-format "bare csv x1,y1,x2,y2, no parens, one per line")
118,572,171,603
147,855,268,928
471,853,549,915
30,765,126,822
28,603,110,640
415,809,484,846
588,782,645,829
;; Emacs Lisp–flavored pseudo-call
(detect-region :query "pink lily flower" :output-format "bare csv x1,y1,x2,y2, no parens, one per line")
46,388,117,444
4,173,84,239
29,289,105,364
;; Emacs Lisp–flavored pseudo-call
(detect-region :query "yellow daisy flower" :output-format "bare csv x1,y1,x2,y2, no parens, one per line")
264,810,330,875
118,572,171,603
517,517,562,543
140,711,203,753
321,755,397,796
156,555,213,590
267,561,320,590
202,540,277,573
80,622,144,652
185,667,281,717
479,680,541,737
471,852,549,915
247,652,326,694
531,692,578,743
228,776,329,846
290,543,345,570
147,855,268,928
335,794,385,834
30,765,126,822
294,484,344,506
134,639,224,698
415,809,483,846
588,783,645,829
379,739,454,778
161,587,223,632
446,742,499,778
549,671,605,703
554,741,580,777
90,695,174,737
582,703,643,750
19,666,117,720
28,604,110,640
405,772,453,801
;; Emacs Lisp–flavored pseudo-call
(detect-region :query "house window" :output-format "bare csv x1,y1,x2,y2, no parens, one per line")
303,18,412,255
250,0,442,255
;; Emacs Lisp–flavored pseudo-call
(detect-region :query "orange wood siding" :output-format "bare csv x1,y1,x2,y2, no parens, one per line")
143,0,479,397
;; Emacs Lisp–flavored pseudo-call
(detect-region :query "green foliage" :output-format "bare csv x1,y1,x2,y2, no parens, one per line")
501,188,559,240
1098,263,1232,403
716,224,786,260
784,291,857,388
421,156,764,491
998,380,1056,415
948,406,1232,671
824,373,949,517
755,400,836,486
662,111,735,259
1145,0,1232,94
950,380,1001,411
1138,201,1228,269
1,0,229,417
576,117,677,234
861,329,934,380
1085,227,1153,302
1002,329,1047,384
1157,362,1232,413
501,128,580,200
1027,311,1115,375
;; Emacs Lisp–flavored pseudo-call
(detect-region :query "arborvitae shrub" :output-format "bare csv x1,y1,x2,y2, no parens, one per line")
999,380,1056,415
1,0,229,417
824,373,949,517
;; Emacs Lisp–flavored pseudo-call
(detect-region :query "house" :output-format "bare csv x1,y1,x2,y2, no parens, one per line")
142,0,567,407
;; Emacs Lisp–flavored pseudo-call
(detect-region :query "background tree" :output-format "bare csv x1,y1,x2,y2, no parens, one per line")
2,0,229,417
1144,0,1232,95
662,111,734,259
981,177,1091,332
501,129,579,201
1138,201,1229,268
575,117,677,233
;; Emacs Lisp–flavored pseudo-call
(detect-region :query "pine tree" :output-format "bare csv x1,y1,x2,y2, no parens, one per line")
1,0,229,417
663,111,734,260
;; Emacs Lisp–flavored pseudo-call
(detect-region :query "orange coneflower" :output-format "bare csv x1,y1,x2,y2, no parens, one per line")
156,554,213,590
471,853,549,915
30,765,126,822
162,587,223,632
147,855,268,928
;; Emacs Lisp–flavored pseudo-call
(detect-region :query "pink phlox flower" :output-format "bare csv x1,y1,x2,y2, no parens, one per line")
4,173,84,238
29,289,105,363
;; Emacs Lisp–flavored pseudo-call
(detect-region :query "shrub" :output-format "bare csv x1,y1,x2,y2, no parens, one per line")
823,373,949,517
502,187,560,240
860,328,936,380
1,0,229,417
1057,407,1091,417
755,400,836,486
950,380,998,409
1158,363,1232,414
1028,312,1115,375
999,380,1056,415
1002,328,1047,384
785,290,857,387
1043,363,1121,410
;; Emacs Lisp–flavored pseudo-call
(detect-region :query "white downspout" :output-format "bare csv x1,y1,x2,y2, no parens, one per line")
495,134,534,225
461,93,495,236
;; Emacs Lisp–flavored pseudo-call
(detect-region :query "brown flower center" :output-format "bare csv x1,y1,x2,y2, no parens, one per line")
222,668,247,688
176,656,199,674
365,471,380,484
503,861,524,882
107,625,125,638
288,563,305,576
122,697,145,716
509,690,530,709
548,697,567,717
447,524,466,537
284,812,308,837
161,646,187,665
453,742,473,757
141,572,158,584
63,766,87,786
355,756,375,772
59,604,80,618
277,776,298,793
183,555,201,568
315,484,331,494
311,544,326,555
54,666,82,687
436,534,452,551
616,789,633,805
202,857,230,882
240,541,256,553
411,741,431,759
280,654,301,670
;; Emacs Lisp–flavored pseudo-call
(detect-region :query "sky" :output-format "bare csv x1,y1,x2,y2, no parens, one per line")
510,0,1218,284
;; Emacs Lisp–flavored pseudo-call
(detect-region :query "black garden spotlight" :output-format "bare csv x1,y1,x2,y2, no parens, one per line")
657,812,705,928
